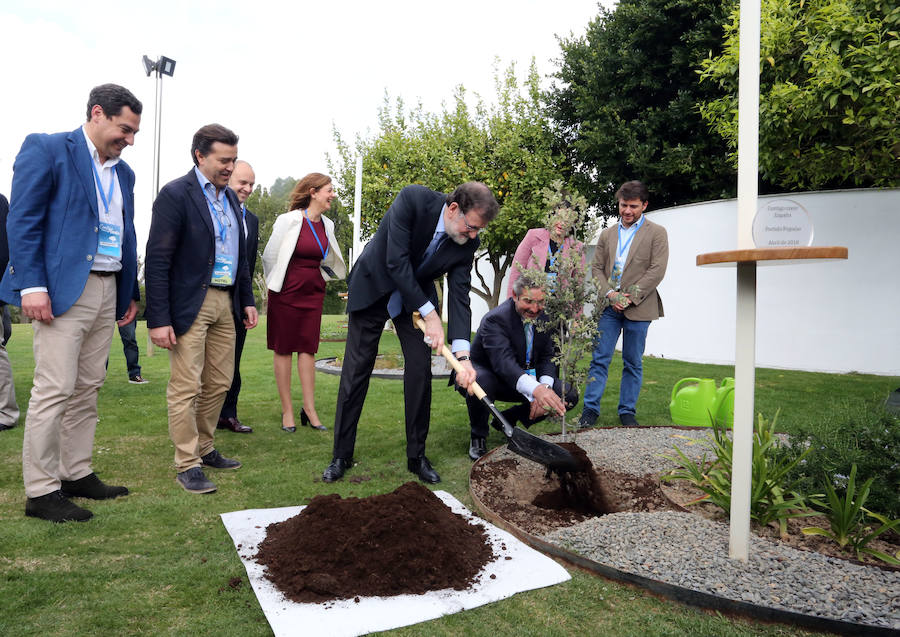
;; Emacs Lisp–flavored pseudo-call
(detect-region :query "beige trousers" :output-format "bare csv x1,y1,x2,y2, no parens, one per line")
0,338,19,427
168,288,235,472
23,273,116,497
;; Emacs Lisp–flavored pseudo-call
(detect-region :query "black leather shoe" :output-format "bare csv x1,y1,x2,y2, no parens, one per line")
25,490,93,522
619,412,640,427
61,472,128,500
322,458,352,482
201,449,242,469
300,408,328,431
578,408,599,429
468,436,487,461
217,417,253,433
407,456,441,484
0,423,15,431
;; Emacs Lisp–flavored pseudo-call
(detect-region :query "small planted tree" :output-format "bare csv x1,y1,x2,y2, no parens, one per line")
525,182,600,441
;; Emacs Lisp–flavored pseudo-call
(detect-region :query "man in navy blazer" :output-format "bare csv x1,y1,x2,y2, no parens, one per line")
145,124,257,494
323,182,499,485
0,84,142,522
461,272,578,460
217,160,259,434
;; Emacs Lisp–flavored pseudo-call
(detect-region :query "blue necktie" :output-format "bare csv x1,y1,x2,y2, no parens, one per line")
387,231,446,318
524,323,534,368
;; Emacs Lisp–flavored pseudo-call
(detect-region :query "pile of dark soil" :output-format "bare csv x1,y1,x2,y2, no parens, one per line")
255,482,496,603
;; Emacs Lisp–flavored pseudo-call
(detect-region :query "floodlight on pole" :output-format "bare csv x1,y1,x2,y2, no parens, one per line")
141,54,176,357
141,55,177,202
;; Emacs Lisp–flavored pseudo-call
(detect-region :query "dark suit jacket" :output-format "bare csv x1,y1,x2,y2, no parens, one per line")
0,194,9,280
347,185,478,342
242,207,259,278
0,128,139,318
470,298,556,390
144,169,254,336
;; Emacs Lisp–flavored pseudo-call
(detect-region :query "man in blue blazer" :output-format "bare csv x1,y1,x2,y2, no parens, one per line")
0,84,142,522
323,182,499,484
460,272,578,460
145,124,257,494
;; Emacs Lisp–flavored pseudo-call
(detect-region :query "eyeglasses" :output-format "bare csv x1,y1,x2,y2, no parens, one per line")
461,212,486,235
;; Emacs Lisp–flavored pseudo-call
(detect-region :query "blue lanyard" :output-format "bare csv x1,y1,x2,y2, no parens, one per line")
202,187,231,244
304,210,329,260
90,161,117,217
616,215,645,261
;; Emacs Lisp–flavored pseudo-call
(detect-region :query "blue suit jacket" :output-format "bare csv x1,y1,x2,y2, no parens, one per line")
347,185,479,342
0,128,139,318
144,170,255,336
470,298,556,389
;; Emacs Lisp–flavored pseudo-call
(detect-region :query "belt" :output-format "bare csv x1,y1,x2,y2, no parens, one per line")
90,270,117,277
210,285,233,291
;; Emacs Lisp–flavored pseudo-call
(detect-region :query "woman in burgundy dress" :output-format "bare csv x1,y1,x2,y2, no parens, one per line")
261,173,346,432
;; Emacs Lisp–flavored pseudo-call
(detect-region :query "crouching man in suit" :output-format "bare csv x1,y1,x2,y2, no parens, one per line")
458,271,578,460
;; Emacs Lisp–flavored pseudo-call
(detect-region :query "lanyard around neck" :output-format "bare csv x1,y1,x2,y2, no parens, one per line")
304,210,329,259
202,186,231,244
90,161,117,216
617,215,645,261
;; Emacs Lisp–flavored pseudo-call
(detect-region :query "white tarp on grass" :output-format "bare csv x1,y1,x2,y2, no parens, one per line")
221,490,571,637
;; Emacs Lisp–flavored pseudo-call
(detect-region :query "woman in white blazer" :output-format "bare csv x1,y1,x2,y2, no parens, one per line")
261,173,346,433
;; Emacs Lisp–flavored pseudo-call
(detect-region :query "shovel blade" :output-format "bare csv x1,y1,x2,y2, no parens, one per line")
507,427,580,473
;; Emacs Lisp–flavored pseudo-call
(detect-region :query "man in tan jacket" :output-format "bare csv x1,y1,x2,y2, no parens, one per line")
579,180,668,428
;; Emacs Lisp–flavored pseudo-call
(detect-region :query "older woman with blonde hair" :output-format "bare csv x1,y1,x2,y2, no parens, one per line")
507,197,584,299
262,173,346,432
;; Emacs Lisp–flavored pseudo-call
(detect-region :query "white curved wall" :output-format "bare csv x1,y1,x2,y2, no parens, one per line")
478,188,899,376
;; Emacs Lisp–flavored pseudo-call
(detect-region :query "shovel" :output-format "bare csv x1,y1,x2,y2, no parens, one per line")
413,313,579,473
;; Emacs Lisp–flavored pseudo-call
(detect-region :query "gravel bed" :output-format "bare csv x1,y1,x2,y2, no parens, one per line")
541,427,900,631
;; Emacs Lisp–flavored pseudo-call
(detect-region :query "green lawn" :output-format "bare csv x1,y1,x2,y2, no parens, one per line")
1,316,895,636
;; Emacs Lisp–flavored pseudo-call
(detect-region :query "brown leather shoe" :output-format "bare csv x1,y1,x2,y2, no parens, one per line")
217,417,252,433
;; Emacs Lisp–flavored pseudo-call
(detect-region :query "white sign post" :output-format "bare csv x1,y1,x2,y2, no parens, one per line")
730,0,762,562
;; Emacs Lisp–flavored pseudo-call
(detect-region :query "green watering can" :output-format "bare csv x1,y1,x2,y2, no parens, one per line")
669,377,735,428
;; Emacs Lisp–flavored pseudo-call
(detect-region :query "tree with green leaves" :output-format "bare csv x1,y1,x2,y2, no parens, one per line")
549,0,737,216
330,61,570,309
699,0,900,190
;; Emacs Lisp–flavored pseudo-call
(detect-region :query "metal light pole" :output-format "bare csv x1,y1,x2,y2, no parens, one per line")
141,55,176,200
141,55,176,357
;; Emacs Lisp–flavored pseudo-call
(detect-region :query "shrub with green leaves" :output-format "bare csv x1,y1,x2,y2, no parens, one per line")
802,464,900,565
662,413,813,536
777,401,900,518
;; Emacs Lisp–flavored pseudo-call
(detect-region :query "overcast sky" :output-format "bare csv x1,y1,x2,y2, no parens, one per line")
0,0,613,251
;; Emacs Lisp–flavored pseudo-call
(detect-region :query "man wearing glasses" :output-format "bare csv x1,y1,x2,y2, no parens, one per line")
323,183,499,484
145,124,257,494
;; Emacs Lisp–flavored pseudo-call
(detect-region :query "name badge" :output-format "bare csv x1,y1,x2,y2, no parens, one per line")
212,254,234,286
526,368,536,377
97,222,122,259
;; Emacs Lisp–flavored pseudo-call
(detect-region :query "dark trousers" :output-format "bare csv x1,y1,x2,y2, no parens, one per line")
118,321,141,377
460,366,579,439
332,299,432,460
219,322,247,419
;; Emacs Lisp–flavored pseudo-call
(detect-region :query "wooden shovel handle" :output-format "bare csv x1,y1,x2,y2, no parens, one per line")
412,312,487,401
